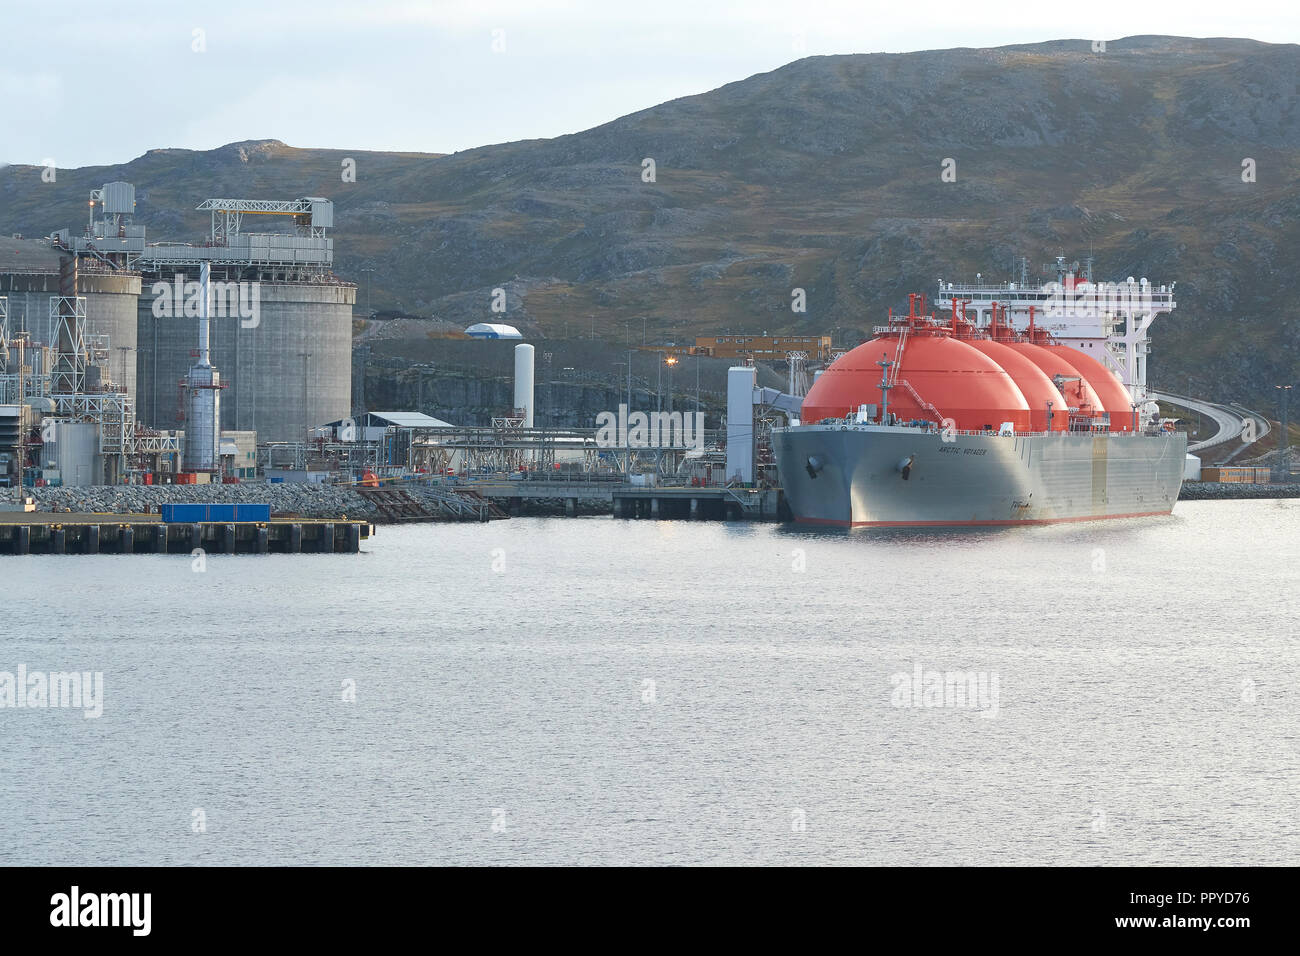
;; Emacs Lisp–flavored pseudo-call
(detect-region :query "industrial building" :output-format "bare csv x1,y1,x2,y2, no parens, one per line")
257,345,745,484
465,323,522,339
322,411,456,438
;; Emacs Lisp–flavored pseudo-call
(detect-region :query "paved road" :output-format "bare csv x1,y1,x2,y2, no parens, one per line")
1150,391,1270,456
1220,403,1273,464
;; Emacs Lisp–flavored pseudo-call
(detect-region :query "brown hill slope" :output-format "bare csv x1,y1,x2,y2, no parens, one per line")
2,36,1298,408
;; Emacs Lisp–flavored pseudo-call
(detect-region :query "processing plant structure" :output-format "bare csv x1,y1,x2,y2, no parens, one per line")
0,182,355,487
0,248,177,486
132,193,354,442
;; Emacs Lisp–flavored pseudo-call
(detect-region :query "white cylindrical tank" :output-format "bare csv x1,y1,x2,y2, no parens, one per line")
47,421,100,486
514,343,534,427
726,365,756,483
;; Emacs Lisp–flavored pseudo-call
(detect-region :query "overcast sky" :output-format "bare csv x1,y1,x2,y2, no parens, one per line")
3,0,1297,168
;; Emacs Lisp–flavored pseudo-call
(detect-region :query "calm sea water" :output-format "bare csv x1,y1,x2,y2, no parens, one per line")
3,500,1297,866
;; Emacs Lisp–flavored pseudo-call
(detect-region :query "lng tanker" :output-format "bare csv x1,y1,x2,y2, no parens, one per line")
772,274,1187,526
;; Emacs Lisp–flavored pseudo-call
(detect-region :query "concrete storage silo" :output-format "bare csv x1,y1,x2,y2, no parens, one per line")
137,278,354,442
0,238,141,399
133,195,354,443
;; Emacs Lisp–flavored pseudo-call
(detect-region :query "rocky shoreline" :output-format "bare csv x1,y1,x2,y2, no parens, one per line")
1,483,380,520
1178,481,1300,500
3,479,1294,521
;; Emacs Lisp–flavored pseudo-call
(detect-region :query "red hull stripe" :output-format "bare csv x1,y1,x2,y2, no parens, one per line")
794,510,1172,527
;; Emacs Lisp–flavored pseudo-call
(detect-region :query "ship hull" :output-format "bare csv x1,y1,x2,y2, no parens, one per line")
772,424,1187,527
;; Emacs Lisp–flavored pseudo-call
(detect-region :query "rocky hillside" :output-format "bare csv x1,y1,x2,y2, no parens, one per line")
2,36,1298,410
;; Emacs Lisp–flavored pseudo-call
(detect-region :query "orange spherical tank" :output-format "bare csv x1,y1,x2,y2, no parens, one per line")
800,334,1032,431
1002,342,1105,420
1042,345,1135,431
963,339,1070,431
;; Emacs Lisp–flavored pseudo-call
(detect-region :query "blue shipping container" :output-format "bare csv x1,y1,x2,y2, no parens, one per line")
161,503,207,523
160,502,271,522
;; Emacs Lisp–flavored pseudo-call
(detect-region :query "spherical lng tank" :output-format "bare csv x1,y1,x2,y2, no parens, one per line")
1001,341,1106,422
962,338,1070,431
1039,344,1136,431
136,279,355,442
800,333,1032,431
0,238,141,400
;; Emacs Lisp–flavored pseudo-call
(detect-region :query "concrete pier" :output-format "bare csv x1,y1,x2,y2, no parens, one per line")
0,514,372,556
608,486,779,521
463,479,782,521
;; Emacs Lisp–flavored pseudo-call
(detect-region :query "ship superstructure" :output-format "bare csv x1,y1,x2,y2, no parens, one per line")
931,257,1175,413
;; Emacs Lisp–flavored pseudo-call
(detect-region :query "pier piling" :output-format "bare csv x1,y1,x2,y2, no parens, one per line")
1,515,371,556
